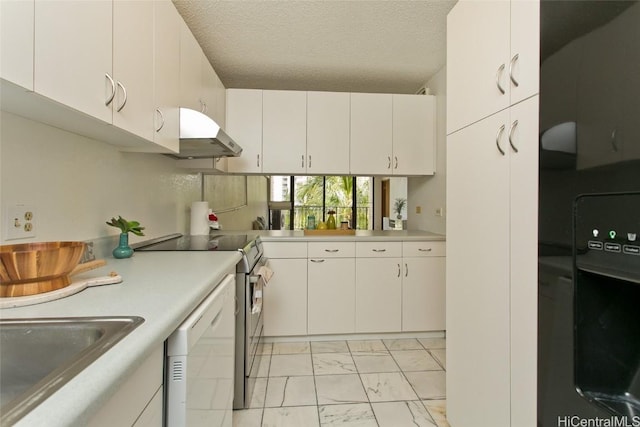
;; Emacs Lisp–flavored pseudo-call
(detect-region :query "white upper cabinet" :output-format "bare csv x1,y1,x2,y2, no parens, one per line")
447,0,539,134
510,0,540,106
262,90,307,174
226,89,263,174
179,20,204,113
225,88,436,176
152,0,181,153
112,0,155,141
392,94,436,175
350,93,393,175
351,93,435,176
201,58,225,124
306,91,350,174
1,0,34,90
34,0,113,124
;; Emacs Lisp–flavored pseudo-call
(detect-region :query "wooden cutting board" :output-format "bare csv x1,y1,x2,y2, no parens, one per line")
0,273,122,309
303,229,356,236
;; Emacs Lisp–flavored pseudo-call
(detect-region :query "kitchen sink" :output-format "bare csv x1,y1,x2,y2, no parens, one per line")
0,316,144,426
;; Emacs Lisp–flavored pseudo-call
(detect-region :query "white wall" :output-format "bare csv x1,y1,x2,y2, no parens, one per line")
407,66,447,234
0,111,201,249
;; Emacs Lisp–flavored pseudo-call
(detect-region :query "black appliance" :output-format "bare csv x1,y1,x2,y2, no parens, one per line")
538,1,640,425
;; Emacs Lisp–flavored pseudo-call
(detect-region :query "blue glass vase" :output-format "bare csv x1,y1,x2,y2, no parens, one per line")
112,233,133,259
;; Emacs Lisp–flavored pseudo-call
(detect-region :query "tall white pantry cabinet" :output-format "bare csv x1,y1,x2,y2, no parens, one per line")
446,1,539,427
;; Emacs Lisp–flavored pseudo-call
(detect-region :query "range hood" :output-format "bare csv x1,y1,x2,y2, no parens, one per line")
169,108,242,159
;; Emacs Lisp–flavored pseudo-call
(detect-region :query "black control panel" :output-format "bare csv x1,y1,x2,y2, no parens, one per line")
574,192,640,282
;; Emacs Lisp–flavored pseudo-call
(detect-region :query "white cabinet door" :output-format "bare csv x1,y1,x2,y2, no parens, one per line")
350,93,393,175
446,109,511,427
306,91,350,174
226,89,263,173
308,258,355,335
179,19,203,113
355,258,402,333
201,58,222,123
402,257,445,332
510,0,540,106
392,94,436,175
34,0,113,124
1,0,34,90
446,0,510,134
112,0,154,141
262,90,307,174
508,96,538,427
152,0,181,153
88,346,163,427
263,258,307,337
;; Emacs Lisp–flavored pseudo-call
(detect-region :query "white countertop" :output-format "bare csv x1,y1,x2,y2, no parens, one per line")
222,230,445,242
0,251,242,427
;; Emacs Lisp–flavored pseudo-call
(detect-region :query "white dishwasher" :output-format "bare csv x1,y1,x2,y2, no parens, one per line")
166,274,235,427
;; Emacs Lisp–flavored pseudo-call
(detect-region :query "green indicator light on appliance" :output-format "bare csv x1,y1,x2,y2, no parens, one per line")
609,230,617,239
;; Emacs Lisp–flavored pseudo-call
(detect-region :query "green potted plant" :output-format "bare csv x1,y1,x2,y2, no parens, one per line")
106,216,145,259
393,198,407,220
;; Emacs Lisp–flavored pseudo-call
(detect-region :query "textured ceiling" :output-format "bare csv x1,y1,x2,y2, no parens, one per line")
172,1,457,94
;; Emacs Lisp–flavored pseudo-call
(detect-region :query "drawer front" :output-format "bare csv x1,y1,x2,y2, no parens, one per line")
403,241,446,257
356,241,402,258
262,242,308,258
308,241,355,258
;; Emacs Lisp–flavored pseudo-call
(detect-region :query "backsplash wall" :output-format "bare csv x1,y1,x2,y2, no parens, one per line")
407,66,446,234
0,111,201,245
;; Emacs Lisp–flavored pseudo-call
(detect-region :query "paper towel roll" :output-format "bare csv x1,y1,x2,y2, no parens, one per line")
190,201,210,235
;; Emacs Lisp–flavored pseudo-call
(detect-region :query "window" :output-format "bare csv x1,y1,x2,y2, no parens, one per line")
268,176,373,230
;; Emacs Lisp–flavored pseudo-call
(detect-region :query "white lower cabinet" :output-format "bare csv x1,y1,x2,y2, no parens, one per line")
308,257,356,335
402,257,445,332
263,258,308,336
263,239,445,337
355,258,402,333
88,345,163,427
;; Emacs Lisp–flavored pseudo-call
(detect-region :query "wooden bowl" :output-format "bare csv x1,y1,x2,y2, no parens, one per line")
0,241,86,297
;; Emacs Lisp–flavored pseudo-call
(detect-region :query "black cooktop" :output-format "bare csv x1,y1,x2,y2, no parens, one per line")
134,234,255,252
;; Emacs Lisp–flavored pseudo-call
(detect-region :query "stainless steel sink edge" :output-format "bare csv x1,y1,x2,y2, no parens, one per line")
0,316,145,426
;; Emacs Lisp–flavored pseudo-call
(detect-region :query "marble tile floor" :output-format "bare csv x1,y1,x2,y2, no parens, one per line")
233,338,450,427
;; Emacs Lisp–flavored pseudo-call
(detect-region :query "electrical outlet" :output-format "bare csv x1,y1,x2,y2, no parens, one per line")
5,205,36,240
416,206,422,214
435,207,444,217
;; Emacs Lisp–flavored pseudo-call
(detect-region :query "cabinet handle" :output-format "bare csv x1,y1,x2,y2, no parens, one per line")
310,259,325,263
324,249,339,253
397,263,401,277
155,108,165,132
496,63,506,95
611,129,619,152
418,248,432,252
394,156,398,169
257,154,260,168
495,124,506,156
234,295,239,316
105,73,116,106
405,263,408,277
509,53,520,87
387,156,391,169
372,249,386,252
508,120,519,153
308,155,312,168
301,154,305,168
116,81,127,112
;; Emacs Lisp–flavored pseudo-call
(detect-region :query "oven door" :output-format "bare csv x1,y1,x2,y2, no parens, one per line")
243,257,268,407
